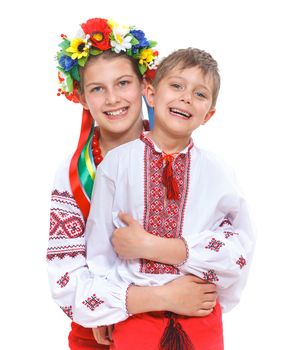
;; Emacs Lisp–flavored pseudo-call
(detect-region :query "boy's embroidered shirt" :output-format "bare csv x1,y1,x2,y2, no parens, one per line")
47,133,255,327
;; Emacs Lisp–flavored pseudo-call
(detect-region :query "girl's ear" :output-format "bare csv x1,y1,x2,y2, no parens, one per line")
144,83,155,108
79,93,89,110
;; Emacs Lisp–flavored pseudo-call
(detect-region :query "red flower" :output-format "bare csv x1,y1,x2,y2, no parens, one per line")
65,82,80,103
81,18,111,50
145,68,157,81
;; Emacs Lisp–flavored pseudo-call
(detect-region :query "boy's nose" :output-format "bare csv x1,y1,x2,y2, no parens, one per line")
180,91,192,104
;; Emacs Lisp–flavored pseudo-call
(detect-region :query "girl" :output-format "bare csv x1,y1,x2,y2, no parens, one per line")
47,18,217,349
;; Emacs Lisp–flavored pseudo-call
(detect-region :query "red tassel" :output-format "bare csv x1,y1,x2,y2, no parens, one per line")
161,156,179,200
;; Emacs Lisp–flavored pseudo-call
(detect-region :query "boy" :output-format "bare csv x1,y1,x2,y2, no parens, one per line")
84,47,255,349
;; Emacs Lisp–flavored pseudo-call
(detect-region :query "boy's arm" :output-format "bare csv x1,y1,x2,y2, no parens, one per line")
113,194,255,312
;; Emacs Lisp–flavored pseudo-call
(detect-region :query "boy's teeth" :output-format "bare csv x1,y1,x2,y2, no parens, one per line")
170,108,191,118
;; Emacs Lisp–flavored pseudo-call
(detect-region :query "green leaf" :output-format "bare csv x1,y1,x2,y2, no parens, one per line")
70,65,80,82
59,39,70,50
90,48,102,56
66,73,73,92
126,48,133,56
130,36,139,46
78,56,88,67
57,66,65,74
139,64,147,75
149,40,157,48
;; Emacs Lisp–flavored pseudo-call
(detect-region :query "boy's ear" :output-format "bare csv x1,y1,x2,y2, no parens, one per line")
79,93,89,110
202,108,216,125
144,83,155,108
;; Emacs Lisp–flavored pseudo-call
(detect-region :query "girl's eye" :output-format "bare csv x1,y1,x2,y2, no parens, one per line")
91,86,103,93
119,80,130,87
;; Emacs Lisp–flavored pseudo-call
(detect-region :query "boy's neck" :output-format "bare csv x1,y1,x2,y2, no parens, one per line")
99,117,144,156
148,129,192,154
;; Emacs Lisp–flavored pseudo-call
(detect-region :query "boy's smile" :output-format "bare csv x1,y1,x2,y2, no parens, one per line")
169,107,192,120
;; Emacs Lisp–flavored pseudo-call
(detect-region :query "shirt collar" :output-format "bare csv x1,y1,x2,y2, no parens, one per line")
140,131,194,155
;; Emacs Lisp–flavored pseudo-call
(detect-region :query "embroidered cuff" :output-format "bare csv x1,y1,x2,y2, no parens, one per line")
173,236,189,267
125,283,135,316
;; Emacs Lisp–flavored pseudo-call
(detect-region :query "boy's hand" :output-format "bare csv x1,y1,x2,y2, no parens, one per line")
92,325,113,345
112,212,187,265
112,212,150,259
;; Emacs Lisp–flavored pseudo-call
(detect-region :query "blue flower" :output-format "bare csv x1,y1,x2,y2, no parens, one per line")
59,55,78,71
130,29,149,54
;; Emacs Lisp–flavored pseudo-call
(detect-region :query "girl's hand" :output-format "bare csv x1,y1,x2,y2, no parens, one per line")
163,275,217,316
92,325,113,345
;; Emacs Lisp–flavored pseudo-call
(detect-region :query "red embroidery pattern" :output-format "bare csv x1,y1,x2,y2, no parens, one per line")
51,190,79,209
205,238,225,252
219,217,232,227
83,294,104,311
224,231,239,239
236,255,247,269
203,269,219,282
140,134,192,274
57,272,70,288
60,305,73,319
49,209,85,239
47,244,86,261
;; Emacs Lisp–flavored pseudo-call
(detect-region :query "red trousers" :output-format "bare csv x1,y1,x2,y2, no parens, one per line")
69,302,223,350
69,322,109,350
111,302,223,350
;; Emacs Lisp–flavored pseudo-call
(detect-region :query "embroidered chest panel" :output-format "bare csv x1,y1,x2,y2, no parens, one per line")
140,142,191,274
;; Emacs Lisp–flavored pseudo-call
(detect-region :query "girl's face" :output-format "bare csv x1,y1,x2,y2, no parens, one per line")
80,55,144,138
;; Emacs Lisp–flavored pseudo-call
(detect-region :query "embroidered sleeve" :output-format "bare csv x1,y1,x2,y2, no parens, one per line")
46,158,130,327
179,194,255,312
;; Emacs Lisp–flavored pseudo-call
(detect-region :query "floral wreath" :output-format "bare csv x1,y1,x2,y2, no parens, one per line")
56,18,159,103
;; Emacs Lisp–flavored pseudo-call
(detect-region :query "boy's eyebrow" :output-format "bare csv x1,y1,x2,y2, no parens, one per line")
167,75,212,92
85,75,134,88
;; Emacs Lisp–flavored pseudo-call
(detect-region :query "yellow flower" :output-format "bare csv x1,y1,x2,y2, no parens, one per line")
139,49,154,66
66,38,89,60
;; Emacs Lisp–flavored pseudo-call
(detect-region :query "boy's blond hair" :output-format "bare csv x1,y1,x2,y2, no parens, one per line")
153,48,220,107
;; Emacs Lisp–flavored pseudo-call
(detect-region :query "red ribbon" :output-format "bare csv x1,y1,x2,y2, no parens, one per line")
69,109,93,220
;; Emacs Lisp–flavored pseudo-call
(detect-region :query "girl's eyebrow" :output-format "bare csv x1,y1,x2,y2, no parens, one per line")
115,74,134,80
85,75,134,88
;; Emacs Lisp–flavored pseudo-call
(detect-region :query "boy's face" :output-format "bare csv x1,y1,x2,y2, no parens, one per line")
80,56,144,137
146,65,215,140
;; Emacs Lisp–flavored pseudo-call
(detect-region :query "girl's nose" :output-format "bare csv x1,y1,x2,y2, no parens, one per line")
105,89,121,105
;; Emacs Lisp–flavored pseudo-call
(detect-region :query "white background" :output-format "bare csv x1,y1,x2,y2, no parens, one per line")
1,0,282,348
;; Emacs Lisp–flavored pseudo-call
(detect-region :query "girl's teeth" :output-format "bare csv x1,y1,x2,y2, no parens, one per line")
107,108,126,116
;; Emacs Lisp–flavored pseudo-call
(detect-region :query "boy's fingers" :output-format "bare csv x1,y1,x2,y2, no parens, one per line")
107,325,114,340
118,212,134,225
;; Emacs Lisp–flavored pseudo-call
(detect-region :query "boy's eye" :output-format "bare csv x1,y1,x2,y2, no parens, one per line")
195,91,206,98
171,83,183,90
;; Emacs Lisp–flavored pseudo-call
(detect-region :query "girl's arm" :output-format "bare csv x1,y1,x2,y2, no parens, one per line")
47,158,216,329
